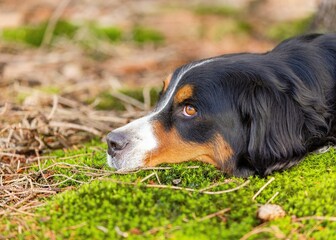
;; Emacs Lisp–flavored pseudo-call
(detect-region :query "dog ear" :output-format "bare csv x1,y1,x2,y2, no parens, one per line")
238,86,307,175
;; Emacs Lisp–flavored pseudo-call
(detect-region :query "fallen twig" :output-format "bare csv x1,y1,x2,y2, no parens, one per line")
199,179,235,192
110,91,145,110
197,208,231,222
0,189,57,198
99,178,250,195
47,95,59,120
240,224,286,240
294,216,336,222
266,191,279,204
0,153,25,159
41,0,72,46
0,205,36,217
252,177,275,201
49,121,102,135
139,172,156,183
154,171,161,185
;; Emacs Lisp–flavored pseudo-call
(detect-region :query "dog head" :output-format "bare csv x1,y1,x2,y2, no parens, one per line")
106,58,244,173
107,34,336,176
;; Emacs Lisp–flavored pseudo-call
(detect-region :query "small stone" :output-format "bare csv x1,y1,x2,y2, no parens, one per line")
172,179,181,185
39,216,51,223
0,12,23,28
257,204,286,221
130,228,142,235
62,63,82,80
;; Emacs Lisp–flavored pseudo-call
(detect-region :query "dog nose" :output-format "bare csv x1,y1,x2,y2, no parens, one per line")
106,132,128,154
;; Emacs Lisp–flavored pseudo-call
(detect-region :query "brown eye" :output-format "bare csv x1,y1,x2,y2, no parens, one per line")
183,105,197,117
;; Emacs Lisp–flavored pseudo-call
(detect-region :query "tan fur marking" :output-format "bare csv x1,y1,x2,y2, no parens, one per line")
162,73,172,93
144,121,234,168
174,84,194,104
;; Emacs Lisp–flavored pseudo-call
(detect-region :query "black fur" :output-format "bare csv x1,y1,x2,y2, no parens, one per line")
158,33,336,177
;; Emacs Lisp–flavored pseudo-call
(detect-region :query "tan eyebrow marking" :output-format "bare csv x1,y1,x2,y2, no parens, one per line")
162,73,172,93
174,84,194,104
155,59,215,114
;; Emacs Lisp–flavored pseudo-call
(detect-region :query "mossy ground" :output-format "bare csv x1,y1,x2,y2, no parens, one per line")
2,142,335,239
1,10,309,50
1,21,165,48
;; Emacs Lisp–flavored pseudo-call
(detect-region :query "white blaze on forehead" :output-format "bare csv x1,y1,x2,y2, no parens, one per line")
107,58,216,169
155,59,215,114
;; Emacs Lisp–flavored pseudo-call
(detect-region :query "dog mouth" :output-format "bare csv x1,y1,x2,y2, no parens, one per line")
106,152,123,170
106,150,144,172
106,153,118,169
105,115,158,171
106,131,135,170
106,144,132,170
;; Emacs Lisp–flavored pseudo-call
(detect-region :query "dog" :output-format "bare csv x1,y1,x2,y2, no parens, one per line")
106,33,336,177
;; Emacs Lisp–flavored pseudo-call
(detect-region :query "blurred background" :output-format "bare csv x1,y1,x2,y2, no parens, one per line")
0,0,335,155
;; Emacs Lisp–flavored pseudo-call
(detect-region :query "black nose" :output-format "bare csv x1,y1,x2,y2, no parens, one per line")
106,132,128,155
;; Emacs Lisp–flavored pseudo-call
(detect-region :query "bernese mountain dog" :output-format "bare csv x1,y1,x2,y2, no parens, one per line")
106,33,336,177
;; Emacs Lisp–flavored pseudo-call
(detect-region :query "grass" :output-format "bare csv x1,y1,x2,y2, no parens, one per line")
132,26,165,45
0,13,313,49
192,5,253,40
193,5,312,42
1,142,335,239
1,20,78,47
88,87,161,111
266,16,313,41
210,20,253,40
0,20,165,47
193,5,239,17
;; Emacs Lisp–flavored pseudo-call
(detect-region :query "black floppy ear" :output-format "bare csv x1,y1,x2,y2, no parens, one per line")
238,86,306,175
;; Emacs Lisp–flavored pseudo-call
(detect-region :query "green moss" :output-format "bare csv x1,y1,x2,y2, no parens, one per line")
193,5,239,17
92,91,125,111
16,92,30,104
235,20,253,33
38,86,61,94
1,21,164,47
2,144,335,239
90,88,161,110
266,16,313,41
132,26,165,44
96,27,123,42
211,20,252,39
37,180,257,239
14,86,60,104
89,24,123,42
1,20,78,47
193,5,251,40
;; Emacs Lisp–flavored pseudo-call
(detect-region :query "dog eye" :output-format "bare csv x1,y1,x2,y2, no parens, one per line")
183,105,197,117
